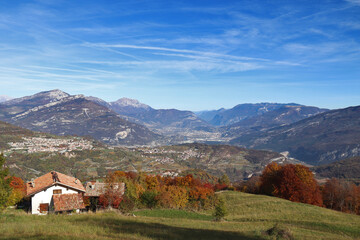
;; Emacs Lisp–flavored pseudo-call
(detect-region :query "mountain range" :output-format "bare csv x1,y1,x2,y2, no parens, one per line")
0,90,160,146
222,105,328,138
230,106,360,165
197,103,303,126
1,89,360,167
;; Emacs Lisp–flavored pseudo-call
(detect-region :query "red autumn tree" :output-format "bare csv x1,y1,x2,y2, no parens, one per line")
322,178,360,214
174,174,199,187
259,162,282,196
99,171,125,209
259,163,322,206
188,186,214,201
99,188,123,209
276,164,322,206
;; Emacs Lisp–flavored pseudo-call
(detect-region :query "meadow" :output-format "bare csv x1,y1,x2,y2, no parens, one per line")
1,191,359,240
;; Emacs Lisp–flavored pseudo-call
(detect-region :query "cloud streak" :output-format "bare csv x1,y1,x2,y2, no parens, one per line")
0,0,359,109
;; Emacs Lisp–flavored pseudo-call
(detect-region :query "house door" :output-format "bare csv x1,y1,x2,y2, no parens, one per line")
39,203,49,213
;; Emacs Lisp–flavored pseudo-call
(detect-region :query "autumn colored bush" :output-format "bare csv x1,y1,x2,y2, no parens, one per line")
214,184,228,191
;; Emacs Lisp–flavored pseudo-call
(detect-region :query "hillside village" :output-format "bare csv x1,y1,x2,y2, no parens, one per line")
5,137,94,154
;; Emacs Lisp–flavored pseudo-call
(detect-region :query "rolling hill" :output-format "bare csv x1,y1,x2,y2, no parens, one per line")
1,191,359,239
313,156,360,183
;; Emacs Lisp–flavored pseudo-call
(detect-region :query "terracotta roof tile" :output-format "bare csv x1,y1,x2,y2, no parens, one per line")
84,182,125,197
26,171,85,196
53,193,85,212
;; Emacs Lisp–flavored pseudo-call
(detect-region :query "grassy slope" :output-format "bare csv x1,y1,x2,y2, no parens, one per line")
1,192,359,240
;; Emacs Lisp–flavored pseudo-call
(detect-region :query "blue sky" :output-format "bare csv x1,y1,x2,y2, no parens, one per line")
0,0,359,111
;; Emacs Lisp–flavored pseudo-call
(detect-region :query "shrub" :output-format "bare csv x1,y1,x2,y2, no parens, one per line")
218,174,230,185
265,224,294,240
118,195,136,213
141,190,158,208
214,184,228,191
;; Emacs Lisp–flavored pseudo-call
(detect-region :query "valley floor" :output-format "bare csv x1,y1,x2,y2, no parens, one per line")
1,192,359,240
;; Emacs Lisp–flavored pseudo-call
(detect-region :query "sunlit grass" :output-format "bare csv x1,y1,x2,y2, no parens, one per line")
0,191,359,240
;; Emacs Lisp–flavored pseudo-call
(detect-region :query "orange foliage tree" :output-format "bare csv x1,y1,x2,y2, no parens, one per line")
277,164,322,206
259,162,282,195
6,176,26,206
259,163,322,206
158,185,188,208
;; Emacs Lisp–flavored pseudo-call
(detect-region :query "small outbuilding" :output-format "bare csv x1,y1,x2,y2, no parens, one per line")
84,181,125,211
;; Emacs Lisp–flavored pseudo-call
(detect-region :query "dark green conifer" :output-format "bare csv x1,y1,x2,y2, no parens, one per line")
0,154,11,210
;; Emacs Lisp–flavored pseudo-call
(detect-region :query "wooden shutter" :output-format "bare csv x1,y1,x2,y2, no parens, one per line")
39,203,49,213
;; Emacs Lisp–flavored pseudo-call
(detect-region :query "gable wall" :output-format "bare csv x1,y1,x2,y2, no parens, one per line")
31,185,80,214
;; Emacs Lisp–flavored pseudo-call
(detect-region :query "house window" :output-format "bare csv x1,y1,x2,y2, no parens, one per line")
39,203,49,213
53,189,62,194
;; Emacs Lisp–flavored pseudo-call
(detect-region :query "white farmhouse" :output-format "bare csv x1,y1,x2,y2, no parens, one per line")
26,171,86,214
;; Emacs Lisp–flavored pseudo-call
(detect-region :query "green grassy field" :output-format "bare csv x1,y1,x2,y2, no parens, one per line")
0,191,359,240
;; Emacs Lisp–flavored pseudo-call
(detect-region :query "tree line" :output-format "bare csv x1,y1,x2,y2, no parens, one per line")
93,171,218,212
237,162,360,215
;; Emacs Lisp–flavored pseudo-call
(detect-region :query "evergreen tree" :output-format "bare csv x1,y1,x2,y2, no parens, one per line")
0,154,11,210
213,196,227,221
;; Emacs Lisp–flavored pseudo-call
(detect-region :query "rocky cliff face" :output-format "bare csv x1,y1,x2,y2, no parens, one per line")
0,90,161,146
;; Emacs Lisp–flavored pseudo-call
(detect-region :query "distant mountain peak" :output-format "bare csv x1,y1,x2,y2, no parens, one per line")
1,89,70,106
111,97,151,109
44,89,70,100
0,95,13,103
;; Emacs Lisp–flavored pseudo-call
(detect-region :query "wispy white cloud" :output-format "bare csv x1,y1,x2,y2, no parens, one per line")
345,0,360,5
83,43,274,62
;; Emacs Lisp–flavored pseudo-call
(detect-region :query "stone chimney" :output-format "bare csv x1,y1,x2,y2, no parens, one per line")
30,178,35,188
